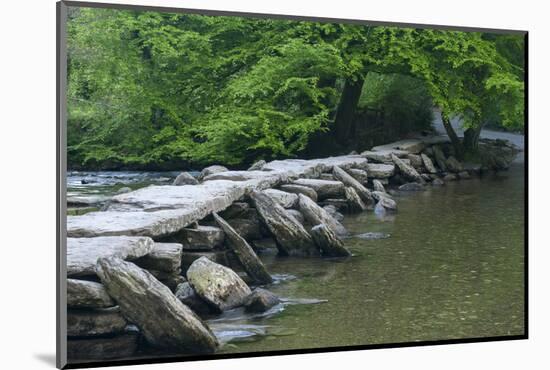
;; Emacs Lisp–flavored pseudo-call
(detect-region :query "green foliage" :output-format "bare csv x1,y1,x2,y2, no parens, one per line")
67,7,524,168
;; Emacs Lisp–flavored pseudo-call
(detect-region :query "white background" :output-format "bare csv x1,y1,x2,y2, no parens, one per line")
0,0,547,368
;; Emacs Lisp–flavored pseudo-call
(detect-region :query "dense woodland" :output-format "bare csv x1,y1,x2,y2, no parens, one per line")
67,7,524,170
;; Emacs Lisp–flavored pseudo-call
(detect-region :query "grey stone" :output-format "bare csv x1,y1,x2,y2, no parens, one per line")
218,202,250,219
446,156,464,173
421,154,437,174
291,178,345,200
279,184,318,202
372,139,426,154
333,166,374,205
96,257,219,352
251,190,318,256
248,160,266,171
181,251,229,272
298,194,347,236
310,224,351,257
244,288,281,313
147,270,186,292
361,149,409,163
365,163,395,179
372,191,392,201
319,173,335,181
391,154,424,183
67,279,115,309
227,217,263,241
286,209,305,224
344,187,367,213
372,179,386,193
134,243,182,272
263,188,299,209
347,168,369,185
175,282,215,316
376,196,398,211
67,307,127,337
407,154,423,168
173,172,199,186
432,178,445,186
443,173,458,181
186,257,252,312
433,146,447,171
178,226,225,250
213,213,272,284
67,329,139,360
322,205,345,222
67,236,155,277
198,165,229,181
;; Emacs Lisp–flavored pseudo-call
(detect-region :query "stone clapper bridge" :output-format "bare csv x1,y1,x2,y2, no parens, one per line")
66,136,501,360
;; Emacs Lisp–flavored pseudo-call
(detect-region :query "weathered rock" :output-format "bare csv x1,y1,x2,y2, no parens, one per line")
251,190,318,256
362,149,409,163
372,139,426,154
432,178,445,186
279,184,318,202
346,168,369,184
291,178,345,200
244,288,281,313
319,173,335,181
67,328,139,360
372,179,386,193
173,172,199,186
286,209,305,224
407,154,423,168
391,154,424,183
443,173,458,181
213,213,272,284
458,171,471,179
225,218,263,241
67,236,155,277
263,188,299,209
177,226,225,250
115,187,132,195
322,205,345,222
175,282,215,315
365,163,395,178
218,202,250,219
248,160,266,171
376,196,397,211
197,165,229,181
421,154,437,174
433,146,447,171
333,166,374,205
96,257,219,352
181,251,229,272
298,194,347,236
421,173,433,182
446,156,464,173
67,279,115,309
186,257,252,312
310,224,351,257
147,270,186,291
67,307,127,337
134,243,182,272
399,182,425,192
345,187,367,213
372,191,392,201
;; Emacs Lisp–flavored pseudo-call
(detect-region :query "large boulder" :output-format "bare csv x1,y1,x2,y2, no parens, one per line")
197,165,228,181
67,307,128,337
213,213,272,284
244,288,281,313
310,224,351,257
365,163,395,178
250,190,318,256
421,154,437,174
391,154,424,183
96,257,219,353
67,279,115,309
67,236,155,277
177,225,225,250
297,194,347,236
186,257,252,312
173,172,199,186
291,178,345,200
279,184,318,202
333,166,374,205
134,243,182,272
263,188,299,209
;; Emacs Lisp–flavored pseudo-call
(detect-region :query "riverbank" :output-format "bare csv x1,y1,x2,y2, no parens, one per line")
65,134,522,363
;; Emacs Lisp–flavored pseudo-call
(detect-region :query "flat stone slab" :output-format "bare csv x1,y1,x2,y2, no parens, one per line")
68,155,367,239
372,139,426,154
67,279,115,308
67,236,155,277
365,163,395,179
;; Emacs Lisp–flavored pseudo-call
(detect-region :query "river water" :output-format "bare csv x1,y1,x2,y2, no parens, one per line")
67,154,525,357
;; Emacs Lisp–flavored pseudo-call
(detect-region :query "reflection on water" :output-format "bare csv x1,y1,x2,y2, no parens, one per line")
219,163,525,353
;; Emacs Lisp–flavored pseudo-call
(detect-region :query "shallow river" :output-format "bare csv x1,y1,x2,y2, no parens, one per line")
67,158,525,358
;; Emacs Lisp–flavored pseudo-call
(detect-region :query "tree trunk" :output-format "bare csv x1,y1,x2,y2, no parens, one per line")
463,123,483,152
440,111,464,159
333,77,365,146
